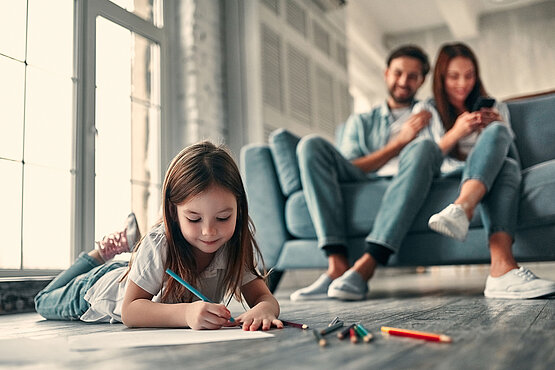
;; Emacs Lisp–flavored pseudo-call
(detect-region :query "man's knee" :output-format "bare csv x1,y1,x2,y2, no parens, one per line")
401,138,441,165
297,134,331,165
500,157,521,183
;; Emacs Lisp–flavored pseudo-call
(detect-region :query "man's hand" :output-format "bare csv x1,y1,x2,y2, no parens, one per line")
394,110,432,146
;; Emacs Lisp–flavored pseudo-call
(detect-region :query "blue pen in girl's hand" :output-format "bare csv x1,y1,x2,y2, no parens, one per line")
166,268,235,323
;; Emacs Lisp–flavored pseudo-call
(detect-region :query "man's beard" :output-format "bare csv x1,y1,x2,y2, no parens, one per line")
389,86,415,105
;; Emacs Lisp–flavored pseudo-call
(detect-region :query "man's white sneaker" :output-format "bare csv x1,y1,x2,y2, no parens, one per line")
327,270,368,301
290,273,333,301
484,266,555,299
428,204,469,242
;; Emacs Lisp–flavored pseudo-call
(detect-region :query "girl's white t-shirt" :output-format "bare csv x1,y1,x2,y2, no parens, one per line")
80,223,258,323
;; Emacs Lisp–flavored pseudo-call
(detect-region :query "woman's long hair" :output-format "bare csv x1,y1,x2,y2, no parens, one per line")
125,141,265,304
433,43,488,128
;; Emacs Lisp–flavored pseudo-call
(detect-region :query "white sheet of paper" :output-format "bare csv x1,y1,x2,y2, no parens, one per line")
69,327,274,351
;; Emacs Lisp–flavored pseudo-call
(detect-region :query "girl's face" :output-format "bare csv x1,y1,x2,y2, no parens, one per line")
444,56,476,108
176,184,237,257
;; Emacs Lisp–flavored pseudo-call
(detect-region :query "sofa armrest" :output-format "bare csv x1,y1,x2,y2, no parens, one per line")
240,144,289,268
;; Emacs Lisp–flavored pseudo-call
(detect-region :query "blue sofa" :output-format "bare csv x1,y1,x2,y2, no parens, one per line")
241,92,555,292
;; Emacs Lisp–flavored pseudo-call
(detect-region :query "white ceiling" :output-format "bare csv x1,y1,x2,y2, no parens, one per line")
347,0,548,38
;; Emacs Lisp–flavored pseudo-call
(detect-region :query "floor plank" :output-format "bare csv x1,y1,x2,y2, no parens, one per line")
1,263,554,369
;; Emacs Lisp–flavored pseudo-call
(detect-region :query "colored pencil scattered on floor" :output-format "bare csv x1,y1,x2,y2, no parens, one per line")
282,320,308,329
349,326,358,344
328,316,340,326
313,329,328,347
354,323,374,343
320,321,344,336
381,326,452,343
337,324,355,340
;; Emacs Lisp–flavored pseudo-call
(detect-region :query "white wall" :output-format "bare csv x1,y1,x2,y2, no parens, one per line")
171,0,227,156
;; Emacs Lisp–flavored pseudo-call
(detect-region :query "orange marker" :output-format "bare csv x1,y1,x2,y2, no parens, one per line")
381,326,452,343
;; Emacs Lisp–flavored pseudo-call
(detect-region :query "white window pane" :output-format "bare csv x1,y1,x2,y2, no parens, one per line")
24,66,73,169
95,16,161,241
0,56,25,160
131,102,161,184
132,182,162,234
95,17,133,241
131,35,161,104
22,164,71,269
0,0,27,60
0,160,23,269
26,0,73,76
109,0,164,27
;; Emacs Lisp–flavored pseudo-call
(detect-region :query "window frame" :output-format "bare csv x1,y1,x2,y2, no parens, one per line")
0,0,171,278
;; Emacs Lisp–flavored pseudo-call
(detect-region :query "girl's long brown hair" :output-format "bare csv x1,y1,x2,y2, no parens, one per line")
432,43,487,159
125,141,265,304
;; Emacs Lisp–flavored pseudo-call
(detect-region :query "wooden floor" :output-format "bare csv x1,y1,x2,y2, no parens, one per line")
1,263,554,369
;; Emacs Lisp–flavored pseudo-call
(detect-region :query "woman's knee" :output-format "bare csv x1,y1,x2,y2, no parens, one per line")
482,122,511,142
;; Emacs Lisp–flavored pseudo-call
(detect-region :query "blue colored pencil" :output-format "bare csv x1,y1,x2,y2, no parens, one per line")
165,268,235,323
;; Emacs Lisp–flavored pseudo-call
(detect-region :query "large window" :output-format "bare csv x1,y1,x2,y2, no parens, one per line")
94,17,161,243
0,0,166,276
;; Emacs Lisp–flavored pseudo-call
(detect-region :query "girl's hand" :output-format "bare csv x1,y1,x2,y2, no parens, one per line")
235,302,283,331
184,301,233,330
477,108,503,127
452,111,482,138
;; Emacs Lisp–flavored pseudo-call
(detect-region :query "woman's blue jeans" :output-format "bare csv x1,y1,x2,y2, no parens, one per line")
34,253,126,320
297,136,443,256
460,123,521,238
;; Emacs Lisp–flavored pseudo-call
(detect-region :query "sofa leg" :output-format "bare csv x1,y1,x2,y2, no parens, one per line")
266,269,284,293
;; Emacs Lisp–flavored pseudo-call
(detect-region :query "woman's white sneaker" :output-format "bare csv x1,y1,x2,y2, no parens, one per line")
428,204,469,242
484,266,555,299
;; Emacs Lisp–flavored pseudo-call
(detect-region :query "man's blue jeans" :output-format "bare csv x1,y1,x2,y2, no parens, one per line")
460,123,521,238
297,136,443,259
297,123,519,264
34,253,126,320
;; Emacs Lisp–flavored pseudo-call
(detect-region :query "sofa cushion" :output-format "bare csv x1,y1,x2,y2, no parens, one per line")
269,129,302,197
285,176,483,239
518,159,555,228
508,93,555,170
285,179,390,238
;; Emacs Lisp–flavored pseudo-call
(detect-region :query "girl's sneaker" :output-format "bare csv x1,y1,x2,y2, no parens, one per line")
96,213,141,261
484,266,555,299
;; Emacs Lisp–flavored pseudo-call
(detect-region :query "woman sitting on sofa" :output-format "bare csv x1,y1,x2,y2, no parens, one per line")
425,42,555,299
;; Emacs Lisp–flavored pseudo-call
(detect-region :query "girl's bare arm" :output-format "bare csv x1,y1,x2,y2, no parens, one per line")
121,280,231,329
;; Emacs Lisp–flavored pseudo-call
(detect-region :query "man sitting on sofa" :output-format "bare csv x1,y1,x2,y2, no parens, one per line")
291,45,444,301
